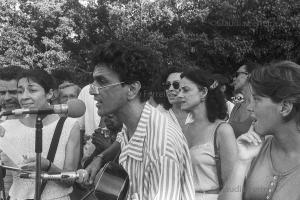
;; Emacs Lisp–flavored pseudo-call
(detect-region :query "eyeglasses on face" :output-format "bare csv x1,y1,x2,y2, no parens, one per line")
89,82,124,94
163,81,180,90
234,71,249,78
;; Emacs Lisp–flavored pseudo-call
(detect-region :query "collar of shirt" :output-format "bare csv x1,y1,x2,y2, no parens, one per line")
119,102,152,163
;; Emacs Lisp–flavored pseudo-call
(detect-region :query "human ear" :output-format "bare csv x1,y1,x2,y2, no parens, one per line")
127,81,141,100
280,100,293,117
199,87,208,99
46,89,54,102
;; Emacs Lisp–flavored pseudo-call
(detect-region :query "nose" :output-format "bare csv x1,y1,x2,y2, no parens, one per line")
177,89,183,98
4,92,11,100
89,84,98,96
169,84,175,91
18,89,30,101
246,96,254,113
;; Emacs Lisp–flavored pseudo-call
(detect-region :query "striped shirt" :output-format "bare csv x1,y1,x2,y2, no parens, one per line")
116,102,195,200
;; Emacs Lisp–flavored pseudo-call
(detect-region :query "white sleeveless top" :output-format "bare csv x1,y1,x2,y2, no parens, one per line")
0,118,77,200
189,123,224,200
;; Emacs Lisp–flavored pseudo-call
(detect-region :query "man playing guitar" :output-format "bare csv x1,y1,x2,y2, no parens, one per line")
76,41,195,200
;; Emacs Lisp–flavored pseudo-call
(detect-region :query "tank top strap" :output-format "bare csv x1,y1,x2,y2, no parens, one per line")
208,121,227,144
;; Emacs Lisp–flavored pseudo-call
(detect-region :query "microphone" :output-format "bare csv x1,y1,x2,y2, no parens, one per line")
19,171,80,181
0,99,86,118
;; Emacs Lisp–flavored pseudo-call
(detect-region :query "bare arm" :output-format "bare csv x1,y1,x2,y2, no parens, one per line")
21,121,81,187
217,123,237,182
50,121,81,187
218,161,250,200
218,125,264,200
61,121,81,172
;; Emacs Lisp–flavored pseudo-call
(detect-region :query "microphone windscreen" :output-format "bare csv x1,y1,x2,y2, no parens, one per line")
67,99,86,118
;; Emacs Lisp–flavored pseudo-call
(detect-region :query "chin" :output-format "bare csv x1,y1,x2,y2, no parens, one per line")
253,124,268,136
181,105,190,112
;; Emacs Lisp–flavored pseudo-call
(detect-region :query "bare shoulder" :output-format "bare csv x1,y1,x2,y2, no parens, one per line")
216,122,236,144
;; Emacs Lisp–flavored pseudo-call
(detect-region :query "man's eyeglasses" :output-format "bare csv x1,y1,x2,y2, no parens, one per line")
163,81,180,90
89,82,124,94
234,71,249,78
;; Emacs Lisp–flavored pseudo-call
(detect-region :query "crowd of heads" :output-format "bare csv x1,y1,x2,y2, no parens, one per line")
0,67,82,113
1,41,300,132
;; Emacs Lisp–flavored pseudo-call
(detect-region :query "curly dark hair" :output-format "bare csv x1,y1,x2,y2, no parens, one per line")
158,66,183,110
181,69,228,122
91,41,161,102
250,60,300,123
17,68,56,93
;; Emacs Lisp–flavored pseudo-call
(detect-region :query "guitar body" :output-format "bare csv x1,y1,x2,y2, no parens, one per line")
75,162,129,200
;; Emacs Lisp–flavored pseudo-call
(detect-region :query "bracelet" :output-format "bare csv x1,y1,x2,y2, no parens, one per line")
46,160,52,172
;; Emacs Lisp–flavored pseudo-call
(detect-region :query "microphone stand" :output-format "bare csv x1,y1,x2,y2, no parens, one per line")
35,115,43,200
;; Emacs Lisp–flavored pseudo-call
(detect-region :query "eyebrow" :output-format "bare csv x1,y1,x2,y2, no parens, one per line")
94,75,110,83
17,84,37,88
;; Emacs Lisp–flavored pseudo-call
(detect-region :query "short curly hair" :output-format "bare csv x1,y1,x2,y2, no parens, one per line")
91,41,161,102
17,68,56,93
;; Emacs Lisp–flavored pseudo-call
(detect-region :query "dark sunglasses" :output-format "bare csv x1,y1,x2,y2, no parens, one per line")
163,81,180,90
233,71,249,78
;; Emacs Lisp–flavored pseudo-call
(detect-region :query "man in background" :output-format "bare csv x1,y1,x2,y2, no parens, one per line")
58,83,81,104
229,62,258,137
0,66,23,197
0,66,22,117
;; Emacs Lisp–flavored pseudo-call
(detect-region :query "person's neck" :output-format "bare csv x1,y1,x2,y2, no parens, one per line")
241,84,251,99
171,103,185,115
190,103,209,123
116,100,146,139
273,121,300,155
19,114,59,128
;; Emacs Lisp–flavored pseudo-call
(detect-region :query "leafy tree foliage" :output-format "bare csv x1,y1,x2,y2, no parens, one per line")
1,0,299,85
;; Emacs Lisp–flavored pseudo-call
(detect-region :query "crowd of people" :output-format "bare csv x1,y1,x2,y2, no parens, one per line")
0,41,300,200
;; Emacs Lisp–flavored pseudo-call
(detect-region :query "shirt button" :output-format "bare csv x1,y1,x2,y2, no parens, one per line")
268,189,272,193
266,196,270,199
270,182,274,186
273,176,278,180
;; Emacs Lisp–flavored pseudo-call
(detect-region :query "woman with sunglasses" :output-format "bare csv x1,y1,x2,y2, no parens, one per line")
177,68,237,200
219,61,300,200
158,66,188,132
0,69,80,200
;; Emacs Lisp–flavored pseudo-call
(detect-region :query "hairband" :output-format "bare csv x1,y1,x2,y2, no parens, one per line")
210,80,218,89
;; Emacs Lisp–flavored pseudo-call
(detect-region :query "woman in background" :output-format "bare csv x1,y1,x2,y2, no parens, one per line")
219,61,300,200
157,66,188,132
0,69,80,200
178,68,237,200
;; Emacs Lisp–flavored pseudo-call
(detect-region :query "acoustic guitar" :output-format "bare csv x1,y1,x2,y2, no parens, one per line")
71,161,129,200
